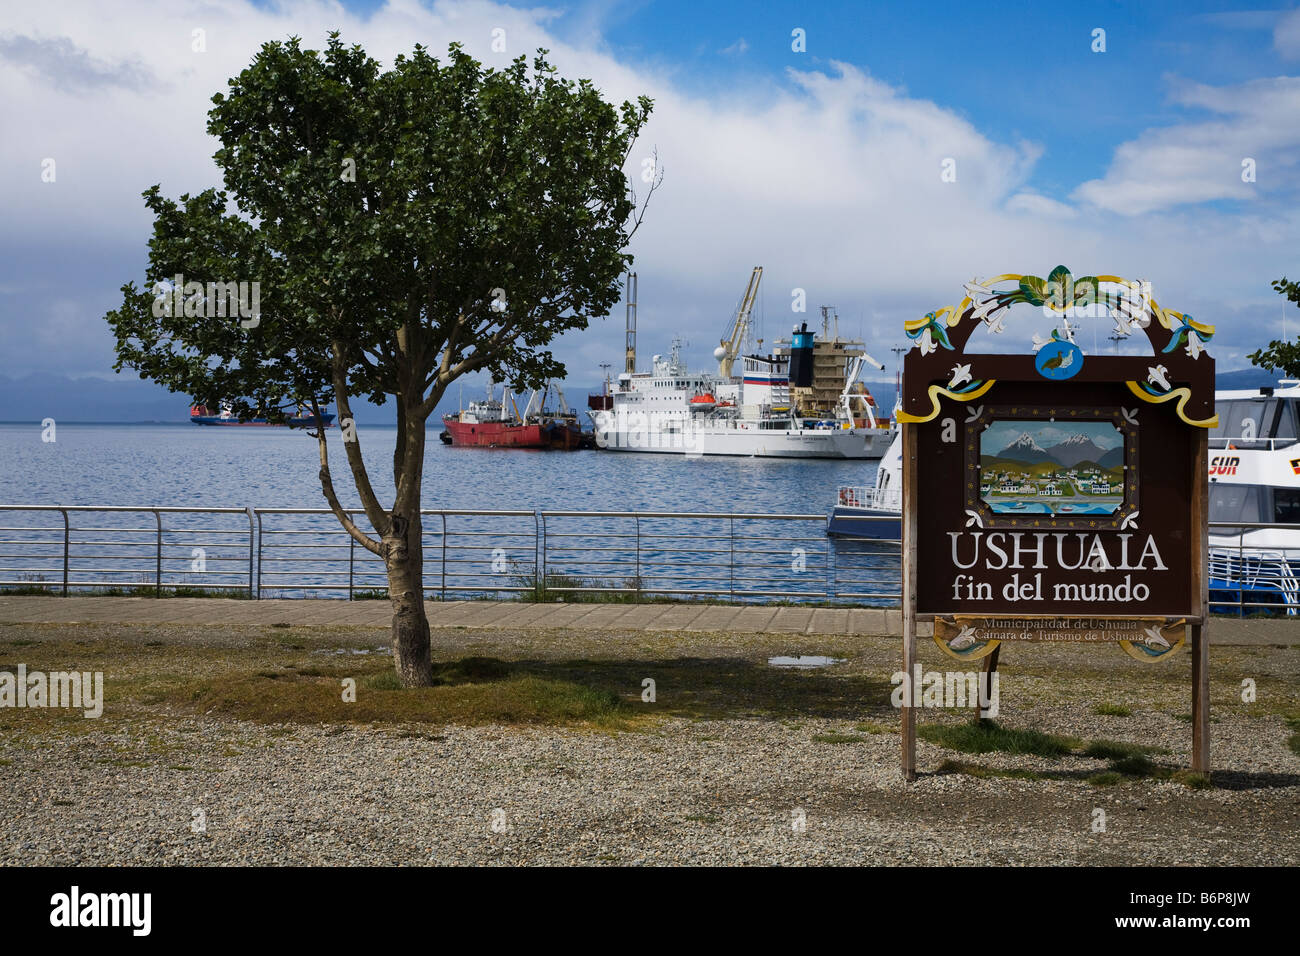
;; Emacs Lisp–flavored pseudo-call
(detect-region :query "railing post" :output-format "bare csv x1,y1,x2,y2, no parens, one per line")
154,510,162,597
348,532,355,601
729,517,735,601
245,506,255,598
534,510,541,600
635,515,641,602
540,513,548,599
827,523,835,600
256,511,264,600
441,513,447,601
60,507,69,597
1238,533,1243,617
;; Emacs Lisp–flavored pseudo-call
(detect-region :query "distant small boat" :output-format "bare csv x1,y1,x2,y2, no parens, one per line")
190,404,334,427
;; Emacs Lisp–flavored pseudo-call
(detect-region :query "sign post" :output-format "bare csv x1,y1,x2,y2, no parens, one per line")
897,267,1216,779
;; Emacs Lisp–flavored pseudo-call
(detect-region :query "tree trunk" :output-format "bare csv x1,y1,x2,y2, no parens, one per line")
384,508,434,685
385,401,433,686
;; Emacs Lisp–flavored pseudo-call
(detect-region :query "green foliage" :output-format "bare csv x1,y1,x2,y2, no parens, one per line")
1081,739,1166,760
1246,277,1300,377
1092,703,1133,717
106,33,652,427
918,720,1081,757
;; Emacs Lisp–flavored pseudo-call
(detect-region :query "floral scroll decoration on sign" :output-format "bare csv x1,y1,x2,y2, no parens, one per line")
900,266,1218,428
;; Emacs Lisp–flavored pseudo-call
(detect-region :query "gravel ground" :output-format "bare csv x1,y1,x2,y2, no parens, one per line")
1,621,1297,866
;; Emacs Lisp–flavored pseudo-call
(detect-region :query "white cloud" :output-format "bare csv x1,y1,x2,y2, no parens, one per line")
0,0,1295,387
1276,8,1300,58
1072,76,1300,215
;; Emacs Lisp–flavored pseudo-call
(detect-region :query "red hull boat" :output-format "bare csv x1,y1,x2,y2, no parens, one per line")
441,418,550,448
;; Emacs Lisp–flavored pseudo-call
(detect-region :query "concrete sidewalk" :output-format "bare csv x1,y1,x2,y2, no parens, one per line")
1,595,1297,644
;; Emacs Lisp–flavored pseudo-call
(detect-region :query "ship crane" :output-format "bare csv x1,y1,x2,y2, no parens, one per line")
713,266,763,379
838,352,886,428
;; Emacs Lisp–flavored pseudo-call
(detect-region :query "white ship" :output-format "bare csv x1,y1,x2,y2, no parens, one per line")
591,268,892,459
1206,380,1300,613
592,340,891,458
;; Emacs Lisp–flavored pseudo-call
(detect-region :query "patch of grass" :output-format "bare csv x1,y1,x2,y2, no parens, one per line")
1285,717,1300,756
919,720,1081,758
365,670,403,691
1111,754,1156,776
1171,770,1213,790
162,657,635,730
685,813,720,824
1087,771,1124,786
1082,739,1167,761
854,721,893,735
1093,703,1132,717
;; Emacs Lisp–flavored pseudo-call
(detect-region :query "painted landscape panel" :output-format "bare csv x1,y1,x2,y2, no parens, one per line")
978,419,1125,515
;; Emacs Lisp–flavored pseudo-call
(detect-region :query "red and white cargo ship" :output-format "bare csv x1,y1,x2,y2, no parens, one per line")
441,382,586,449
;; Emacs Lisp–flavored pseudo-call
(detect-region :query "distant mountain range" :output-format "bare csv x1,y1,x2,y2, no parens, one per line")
0,368,1279,424
0,373,451,424
993,431,1122,469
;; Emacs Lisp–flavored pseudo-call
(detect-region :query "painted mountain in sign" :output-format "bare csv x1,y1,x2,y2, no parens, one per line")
995,432,1054,464
1046,433,1111,467
1096,446,1124,468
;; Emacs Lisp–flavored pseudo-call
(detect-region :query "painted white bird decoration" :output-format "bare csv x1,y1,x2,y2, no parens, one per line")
1058,349,1075,370
948,626,980,651
1147,365,1171,391
948,364,973,389
1142,627,1171,650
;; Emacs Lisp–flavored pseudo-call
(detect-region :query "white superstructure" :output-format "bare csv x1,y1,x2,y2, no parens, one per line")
591,340,891,459
1207,382,1300,548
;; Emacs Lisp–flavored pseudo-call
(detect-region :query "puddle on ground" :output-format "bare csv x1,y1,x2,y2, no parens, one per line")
767,655,844,669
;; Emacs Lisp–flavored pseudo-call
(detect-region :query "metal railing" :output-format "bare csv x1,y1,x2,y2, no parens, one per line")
1207,520,1300,616
0,505,901,605
0,506,255,597
3,504,1297,614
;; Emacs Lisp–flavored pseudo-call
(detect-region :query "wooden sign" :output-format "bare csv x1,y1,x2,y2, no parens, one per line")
896,267,1214,779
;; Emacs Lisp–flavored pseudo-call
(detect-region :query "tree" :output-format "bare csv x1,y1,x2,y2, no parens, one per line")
1248,277,1300,376
105,35,656,685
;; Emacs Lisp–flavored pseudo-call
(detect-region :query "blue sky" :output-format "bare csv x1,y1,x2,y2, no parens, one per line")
2,0,1299,420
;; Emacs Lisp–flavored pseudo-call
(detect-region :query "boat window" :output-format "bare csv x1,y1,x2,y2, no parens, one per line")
1210,483,1263,529
1276,402,1298,443
1215,400,1271,449
1274,488,1300,525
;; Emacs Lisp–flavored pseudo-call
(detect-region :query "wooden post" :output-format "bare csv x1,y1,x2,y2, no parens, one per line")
1191,429,1210,773
901,422,918,781
977,644,1001,724
1191,623,1209,772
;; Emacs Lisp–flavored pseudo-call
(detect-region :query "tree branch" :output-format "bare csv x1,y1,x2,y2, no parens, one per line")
309,393,383,556
330,340,391,537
